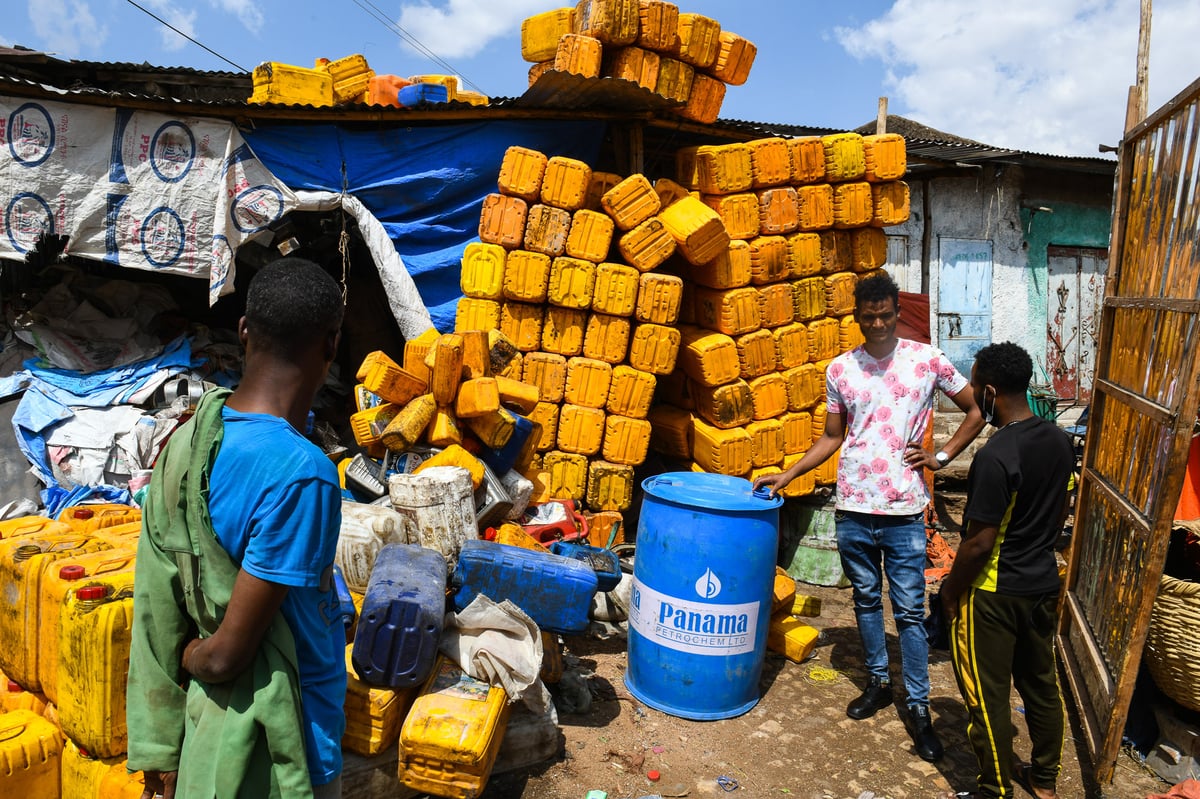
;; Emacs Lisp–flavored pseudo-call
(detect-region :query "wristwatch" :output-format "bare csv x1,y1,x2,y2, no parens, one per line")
934,450,951,467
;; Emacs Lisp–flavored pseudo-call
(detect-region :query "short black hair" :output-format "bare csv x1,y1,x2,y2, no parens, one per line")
245,257,343,356
854,272,900,311
973,341,1033,394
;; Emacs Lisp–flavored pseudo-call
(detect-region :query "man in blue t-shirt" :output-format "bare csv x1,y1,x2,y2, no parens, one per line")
128,257,346,799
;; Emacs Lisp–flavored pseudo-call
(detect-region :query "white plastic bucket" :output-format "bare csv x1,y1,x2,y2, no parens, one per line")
387,466,475,567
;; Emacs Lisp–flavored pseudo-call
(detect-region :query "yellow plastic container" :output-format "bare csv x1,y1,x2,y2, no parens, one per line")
428,407,464,449
86,520,140,552
399,657,511,799
498,145,549,201
647,406,693,460
636,0,679,50
547,257,596,310
691,379,754,430
758,283,795,329
0,517,70,541
0,533,111,692
39,549,135,705
825,273,857,317
808,317,840,362
789,136,827,184
692,239,751,289
703,193,759,241
796,184,834,232
323,54,374,103
691,143,753,195
541,306,587,356
601,174,660,231
833,181,874,229
524,204,572,257
62,738,123,799
460,330,491,380
98,759,146,797
818,230,851,274
583,313,631,364
541,156,592,211
343,645,416,757
495,375,539,414
563,357,613,409
501,250,551,304
840,315,866,351
556,404,606,455
747,418,785,469
380,394,438,452
783,364,823,412
0,677,46,716
456,298,501,335
250,61,333,106
350,404,399,450
627,323,681,376
656,57,694,102
757,186,800,236
492,523,550,553
786,231,822,279
780,453,816,498
527,402,561,452
850,227,887,272
521,352,567,403
602,415,651,465
772,566,798,614
566,209,614,263
403,328,440,384
768,614,820,662
605,365,656,419
540,631,564,683
361,355,427,407
711,30,757,86
773,322,810,369
822,132,867,183
735,328,778,379
521,8,577,63
862,133,907,182
542,451,589,501
634,273,683,325
499,302,544,352
427,333,465,405
0,709,61,799
57,505,140,535
747,235,790,285
780,411,814,455
415,445,485,490
673,12,721,68
57,581,134,758
592,262,640,316
408,74,459,100
586,172,623,212
747,138,792,189
676,72,725,125
871,181,911,226
586,461,636,511
692,286,761,335
615,217,674,272
606,46,660,91
478,193,528,249
793,594,822,617
691,418,752,475
748,373,788,420
792,277,826,323
573,0,638,45
678,326,740,387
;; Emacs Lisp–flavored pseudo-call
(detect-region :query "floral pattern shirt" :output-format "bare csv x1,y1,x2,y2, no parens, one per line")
825,339,968,515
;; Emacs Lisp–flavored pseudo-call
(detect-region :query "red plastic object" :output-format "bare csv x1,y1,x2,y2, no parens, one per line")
75,585,109,601
647,769,661,781
521,499,589,545
72,508,95,519
59,565,86,580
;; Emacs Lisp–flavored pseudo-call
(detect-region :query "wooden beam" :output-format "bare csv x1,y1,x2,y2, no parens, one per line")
1136,0,1152,122
876,97,887,135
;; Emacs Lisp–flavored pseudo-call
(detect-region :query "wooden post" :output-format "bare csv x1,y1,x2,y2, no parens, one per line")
1135,0,1152,123
877,97,888,135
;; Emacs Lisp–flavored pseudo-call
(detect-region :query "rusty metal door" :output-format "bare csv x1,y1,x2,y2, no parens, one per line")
1046,246,1108,403
1058,75,1200,784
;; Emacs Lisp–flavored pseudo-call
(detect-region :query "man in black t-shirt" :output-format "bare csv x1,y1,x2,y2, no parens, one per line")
940,342,1072,799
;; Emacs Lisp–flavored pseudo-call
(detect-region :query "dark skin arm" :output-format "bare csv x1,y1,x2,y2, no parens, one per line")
939,519,999,621
181,569,289,682
903,385,985,471
753,409,847,495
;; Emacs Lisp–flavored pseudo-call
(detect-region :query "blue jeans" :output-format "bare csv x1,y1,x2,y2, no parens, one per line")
835,510,930,708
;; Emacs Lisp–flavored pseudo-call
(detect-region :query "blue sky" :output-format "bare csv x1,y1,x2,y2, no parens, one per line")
4,0,1198,157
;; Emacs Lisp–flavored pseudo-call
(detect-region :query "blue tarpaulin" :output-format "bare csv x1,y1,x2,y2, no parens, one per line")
242,120,607,333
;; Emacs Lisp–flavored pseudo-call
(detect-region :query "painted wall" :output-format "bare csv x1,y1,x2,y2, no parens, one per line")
884,163,1113,386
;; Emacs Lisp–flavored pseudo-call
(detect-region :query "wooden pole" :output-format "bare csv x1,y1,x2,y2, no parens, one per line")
877,97,888,135
1134,0,1152,124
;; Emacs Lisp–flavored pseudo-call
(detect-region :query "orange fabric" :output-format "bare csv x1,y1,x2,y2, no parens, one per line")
1147,778,1200,799
1174,435,1200,521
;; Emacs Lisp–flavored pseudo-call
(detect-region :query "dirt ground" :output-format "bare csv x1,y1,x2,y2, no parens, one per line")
472,490,1171,799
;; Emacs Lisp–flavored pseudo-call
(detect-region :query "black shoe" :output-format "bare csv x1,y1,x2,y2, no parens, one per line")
908,704,944,762
846,677,893,719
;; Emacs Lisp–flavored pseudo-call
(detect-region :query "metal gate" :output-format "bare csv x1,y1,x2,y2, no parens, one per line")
1058,75,1200,783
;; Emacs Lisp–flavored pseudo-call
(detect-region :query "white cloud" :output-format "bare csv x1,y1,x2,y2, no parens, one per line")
395,0,555,58
209,0,265,35
835,0,1200,156
143,0,199,53
26,0,109,58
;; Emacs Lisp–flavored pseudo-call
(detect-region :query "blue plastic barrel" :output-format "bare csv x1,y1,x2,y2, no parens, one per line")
625,472,782,720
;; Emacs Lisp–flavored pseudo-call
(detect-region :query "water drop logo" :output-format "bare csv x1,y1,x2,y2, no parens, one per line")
695,568,721,599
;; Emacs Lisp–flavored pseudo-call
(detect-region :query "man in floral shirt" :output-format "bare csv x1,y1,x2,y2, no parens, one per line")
755,273,984,762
